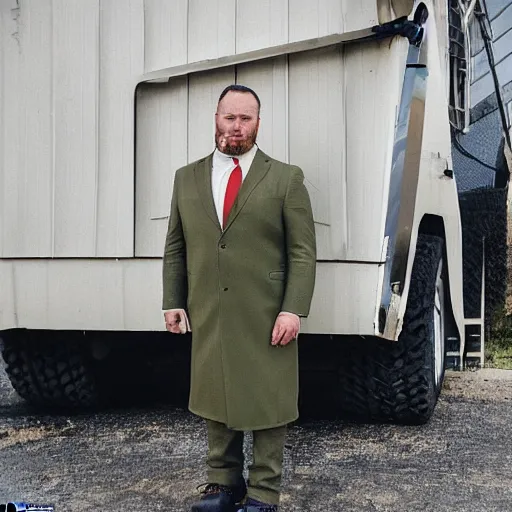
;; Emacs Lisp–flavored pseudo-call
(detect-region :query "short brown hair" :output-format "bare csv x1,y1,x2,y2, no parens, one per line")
218,84,261,113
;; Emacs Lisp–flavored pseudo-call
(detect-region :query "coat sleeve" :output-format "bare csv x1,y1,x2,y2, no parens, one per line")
281,166,317,317
162,169,188,310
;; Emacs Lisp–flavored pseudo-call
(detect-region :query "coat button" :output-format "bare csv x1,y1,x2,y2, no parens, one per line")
223,287,228,291
220,244,226,249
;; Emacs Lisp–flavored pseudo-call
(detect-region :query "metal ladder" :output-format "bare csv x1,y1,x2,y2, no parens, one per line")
446,241,486,370
464,241,486,368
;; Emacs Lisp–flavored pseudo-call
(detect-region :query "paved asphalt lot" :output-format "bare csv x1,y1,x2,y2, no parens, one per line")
0,356,511,512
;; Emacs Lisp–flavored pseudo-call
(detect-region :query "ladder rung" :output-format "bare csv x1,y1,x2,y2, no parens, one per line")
464,319,483,325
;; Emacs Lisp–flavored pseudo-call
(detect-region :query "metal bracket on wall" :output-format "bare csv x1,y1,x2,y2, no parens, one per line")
371,2,428,47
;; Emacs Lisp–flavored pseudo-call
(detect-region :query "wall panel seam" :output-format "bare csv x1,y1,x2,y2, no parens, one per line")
143,0,146,72
186,74,190,168
0,4,4,257
185,0,189,67
51,0,56,257
94,0,101,256
234,0,237,55
287,0,290,44
342,45,349,252
186,0,190,63
286,54,290,164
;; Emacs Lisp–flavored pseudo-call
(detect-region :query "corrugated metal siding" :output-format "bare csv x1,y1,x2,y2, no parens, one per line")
135,39,407,261
0,0,382,259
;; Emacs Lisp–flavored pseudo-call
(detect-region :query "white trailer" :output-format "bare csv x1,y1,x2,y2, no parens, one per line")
0,0,481,423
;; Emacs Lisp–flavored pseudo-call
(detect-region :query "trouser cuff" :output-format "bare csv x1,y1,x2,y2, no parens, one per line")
207,468,244,487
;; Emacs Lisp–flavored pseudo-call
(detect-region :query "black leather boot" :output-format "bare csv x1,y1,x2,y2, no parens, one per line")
190,482,247,512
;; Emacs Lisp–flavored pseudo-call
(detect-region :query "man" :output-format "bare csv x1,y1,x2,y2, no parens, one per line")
162,84,316,512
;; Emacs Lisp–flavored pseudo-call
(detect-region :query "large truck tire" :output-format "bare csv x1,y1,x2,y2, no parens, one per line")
339,234,446,424
0,331,98,408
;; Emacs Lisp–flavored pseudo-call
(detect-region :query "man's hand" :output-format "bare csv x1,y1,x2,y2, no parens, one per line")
218,133,229,152
271,312,300,346
164,309,191,334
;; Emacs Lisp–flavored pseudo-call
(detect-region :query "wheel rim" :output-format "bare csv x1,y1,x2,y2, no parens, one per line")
433,259,445,387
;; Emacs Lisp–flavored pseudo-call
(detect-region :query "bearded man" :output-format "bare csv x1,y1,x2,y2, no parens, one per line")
162,84,316,512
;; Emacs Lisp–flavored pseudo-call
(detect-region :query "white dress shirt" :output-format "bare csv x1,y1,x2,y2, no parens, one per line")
211,143,258,226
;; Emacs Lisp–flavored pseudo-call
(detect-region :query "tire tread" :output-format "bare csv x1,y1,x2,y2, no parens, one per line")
1,332,97,408
338,234,444,424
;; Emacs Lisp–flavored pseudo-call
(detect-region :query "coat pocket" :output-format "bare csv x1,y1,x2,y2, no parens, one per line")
269,271,286,281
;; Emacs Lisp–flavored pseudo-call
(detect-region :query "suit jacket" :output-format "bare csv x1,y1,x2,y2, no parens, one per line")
162,148,316,430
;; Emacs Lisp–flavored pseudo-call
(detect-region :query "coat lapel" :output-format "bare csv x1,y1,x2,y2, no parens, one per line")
223,149,272,233
194,152,221,232
194,149,272,234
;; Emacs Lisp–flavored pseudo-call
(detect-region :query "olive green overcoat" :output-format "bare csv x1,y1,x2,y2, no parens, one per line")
162,149,316,431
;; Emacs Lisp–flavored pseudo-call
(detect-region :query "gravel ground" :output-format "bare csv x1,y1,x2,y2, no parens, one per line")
0,362,511,512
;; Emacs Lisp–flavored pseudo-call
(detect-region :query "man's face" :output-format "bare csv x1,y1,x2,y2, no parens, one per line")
215,91,260,156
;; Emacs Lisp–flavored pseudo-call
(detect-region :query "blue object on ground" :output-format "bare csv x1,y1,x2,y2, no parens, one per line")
5,504,54,512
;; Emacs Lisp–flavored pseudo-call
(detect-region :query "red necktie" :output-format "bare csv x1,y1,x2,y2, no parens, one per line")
223,158,242,228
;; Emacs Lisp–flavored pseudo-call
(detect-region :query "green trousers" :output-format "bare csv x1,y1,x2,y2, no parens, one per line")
206,419,287,505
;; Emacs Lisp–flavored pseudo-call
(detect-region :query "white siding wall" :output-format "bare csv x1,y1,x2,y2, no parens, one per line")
0,0,383,258
143,0,188,72
1,0,54,257
97,1,144,256
0,258,380,333
187,0,236,63
136,39,407,260
52,0,100,256
135,78,189,257
0,0,144,258
236,0,288,53
237,57,288,162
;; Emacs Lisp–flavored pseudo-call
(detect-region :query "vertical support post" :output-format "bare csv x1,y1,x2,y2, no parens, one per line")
480,238,485,367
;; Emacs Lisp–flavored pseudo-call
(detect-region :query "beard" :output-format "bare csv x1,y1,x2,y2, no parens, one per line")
215,126,258,156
